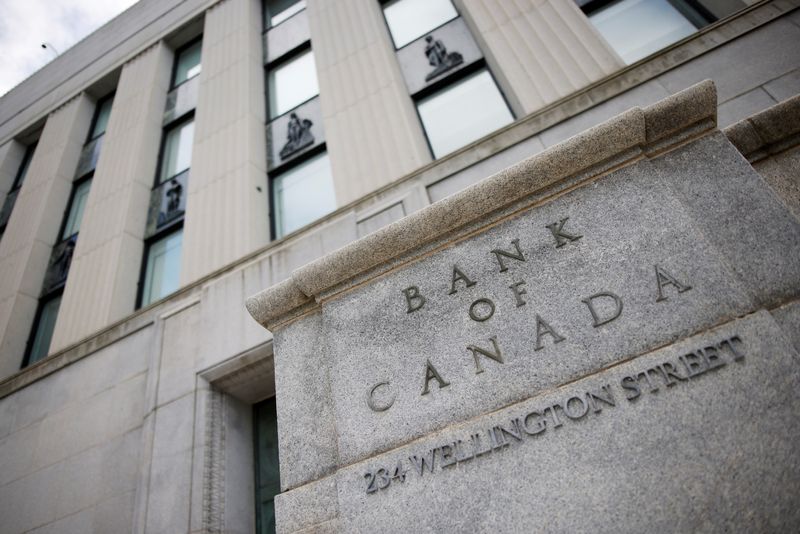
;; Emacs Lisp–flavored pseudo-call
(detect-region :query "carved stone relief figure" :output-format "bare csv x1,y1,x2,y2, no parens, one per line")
280,112,315,159
424,34,463,82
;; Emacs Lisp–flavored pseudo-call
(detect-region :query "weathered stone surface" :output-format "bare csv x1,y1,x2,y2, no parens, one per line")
333,311,800,532
256,84,800,533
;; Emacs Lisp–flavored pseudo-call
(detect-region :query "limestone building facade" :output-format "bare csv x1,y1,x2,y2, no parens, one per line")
0,0,798,533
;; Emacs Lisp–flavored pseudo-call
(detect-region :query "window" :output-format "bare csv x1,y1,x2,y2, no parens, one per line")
272,151,335,238
383,0,458,48
88,94,114,141
24,294,62,366
254,398,280,534
141,229,183,307
417,69,513,158
264,0,306,28
0,141,37,237
172,39,203,87
268,49,319,119
585,0,709,64
61,178,92,239
159,118,195,183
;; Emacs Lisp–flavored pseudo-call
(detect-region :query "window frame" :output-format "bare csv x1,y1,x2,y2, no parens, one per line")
21,290,64,368
265,44,320,121
380,0,460,50
58,174,93,242
580,0,715,32
11,142,38,192
411,60,515,159
263,0,307,30
170,36,204,90
86,92,116,143
268,142,334,240
136,225,184,309
155,113,196,186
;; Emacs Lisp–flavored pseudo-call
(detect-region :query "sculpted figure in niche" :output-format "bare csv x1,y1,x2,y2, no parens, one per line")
280,112,315,159
424,34,463,82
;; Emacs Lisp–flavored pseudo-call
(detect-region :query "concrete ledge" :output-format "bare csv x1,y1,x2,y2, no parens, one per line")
246,81,718,330
724,94,800,161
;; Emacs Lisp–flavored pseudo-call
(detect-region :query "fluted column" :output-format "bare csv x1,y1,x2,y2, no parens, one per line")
50,43,173,351
307,0,432,206
0,94,93,376
180,0,269,284
458,0,623,114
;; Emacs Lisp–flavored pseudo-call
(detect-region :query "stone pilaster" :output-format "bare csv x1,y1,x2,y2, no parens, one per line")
50,43,173,352
0,94,94,375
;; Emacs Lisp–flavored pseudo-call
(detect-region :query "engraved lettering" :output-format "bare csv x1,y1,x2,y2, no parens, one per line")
718,336,745,361
581,291,623,327
509,280,527,308
467,336,504,374
402,286,426,313
680,351,708,378
563,396,589,419
639,369,660,393
454,440,474,462
491,238,526,272
543,405,563,428
409,450,436,476
468,298,495,322
534,314,566,351
654,264,692,302
546,217,582,248
449,266,476,295
585,385,615,413
657,362,687,386
366,381,395,412
421,359,450,395
497,420,522,443
472,432,491,456
522,411,546,435
439,444,457,468
700,345,726,370
620,375,641,401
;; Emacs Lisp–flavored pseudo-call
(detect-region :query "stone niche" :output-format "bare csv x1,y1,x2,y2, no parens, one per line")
246,81,800,534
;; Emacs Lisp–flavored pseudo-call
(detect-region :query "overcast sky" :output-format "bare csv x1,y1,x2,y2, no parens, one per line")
0,0,139,96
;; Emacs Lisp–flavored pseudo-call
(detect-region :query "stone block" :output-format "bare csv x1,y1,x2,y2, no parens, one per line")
273,313,338,490
717,87,777,128
157,302,201,406
763,68,800,102
332,311,800,532
772,300,800,357
274,476,338,534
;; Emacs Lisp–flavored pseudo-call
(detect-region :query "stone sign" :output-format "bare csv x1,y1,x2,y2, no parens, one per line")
247,81,800,533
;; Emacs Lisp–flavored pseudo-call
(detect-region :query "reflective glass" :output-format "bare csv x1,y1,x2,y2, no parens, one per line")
266,0,306,27
62,179,92,239
159,120,195,183
27,294,62,365
13,142,36,189
254,399,280,534
173,40,203,86
141,229,183,306
268,50,319,118
273,151,336,237
417,70,513,158
589,0,697,64
383,0,458,48
89,96,114,140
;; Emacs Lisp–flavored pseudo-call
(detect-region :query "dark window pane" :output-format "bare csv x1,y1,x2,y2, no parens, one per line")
416,69,513,158
174,40,203,86
141,229,183,306
13,142,37,190
265,0,306,28
27,294,62,365
254,398,280,534
90,96,114,140
62,179,92,239
383,0,458,48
